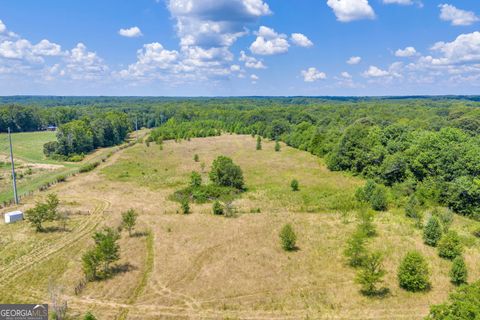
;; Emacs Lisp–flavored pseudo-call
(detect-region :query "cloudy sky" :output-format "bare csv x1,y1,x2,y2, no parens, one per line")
0,0,480,96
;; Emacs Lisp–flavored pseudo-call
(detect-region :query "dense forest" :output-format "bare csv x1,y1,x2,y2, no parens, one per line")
1,96,480,217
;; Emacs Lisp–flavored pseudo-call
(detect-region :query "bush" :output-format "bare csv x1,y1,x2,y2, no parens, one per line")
356,181,388,211
256,136,262,150
405,194,420,218
279,224,297,251
398,251,430,292
290,179,299,191
83,312,97,320
358,209,377,238
438,231,463,260
181,199,190,214
194,154,199,162
209,156,244,190
275,140,281,152
450,256,468,286
356,251,386,296
370,186,388,211
427,281,480,319
79,161,100,173
344,230,368,267
173,184,240,204
212,201,224,215
190,171,202,188
423,216,442,247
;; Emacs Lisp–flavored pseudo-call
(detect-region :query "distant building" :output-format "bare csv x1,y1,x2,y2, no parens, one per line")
47,125,57,131
4,211,23,224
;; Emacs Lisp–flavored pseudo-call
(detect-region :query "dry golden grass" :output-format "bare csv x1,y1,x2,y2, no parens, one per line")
1,134,479,319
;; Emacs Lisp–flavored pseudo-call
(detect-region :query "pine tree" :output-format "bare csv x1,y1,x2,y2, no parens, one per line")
398,251,430,292
344,230,368,267
438,231,463,260
423,215,442,247
450,256,468,286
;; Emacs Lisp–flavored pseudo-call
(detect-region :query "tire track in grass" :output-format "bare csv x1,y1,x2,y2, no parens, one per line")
0,199,110,287
116,230,155,320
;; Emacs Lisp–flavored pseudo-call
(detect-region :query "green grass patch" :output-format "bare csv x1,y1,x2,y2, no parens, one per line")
172,184,241,204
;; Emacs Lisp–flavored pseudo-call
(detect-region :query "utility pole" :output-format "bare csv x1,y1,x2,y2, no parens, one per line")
8,127,19,205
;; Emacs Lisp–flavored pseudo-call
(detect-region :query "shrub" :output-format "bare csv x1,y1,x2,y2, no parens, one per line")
256,136,262,150
181,199,190,214
190,171,202,188
423,216,442,247
194,154,199,162
344,230,368,267
275,140,281,152
358,209,377,238
83,312,97,320
405,194,420,218
209,156,244,190
450,256,468,286
173,184,240,204
79,162,100,173
279,224,296,251
290,179,299,192
427,281,480,319
356,251,386,296
212,201,224,215
356,180,388,211
398,251,430,292
438,231,462,260
370,186,388,211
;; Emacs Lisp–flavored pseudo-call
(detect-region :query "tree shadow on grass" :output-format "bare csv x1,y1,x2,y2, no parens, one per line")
361,287,390,299
131,231,149,238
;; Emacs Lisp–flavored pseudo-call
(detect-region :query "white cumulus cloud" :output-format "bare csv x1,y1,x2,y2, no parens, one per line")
327,0,375,22
439,4,479,26
0,20,6,33
363,65,389,77
383,0,413,5
119,26,143,38
239,50,266,69
250,26,289,55
301,67,327,82
290,33,313,47
395,46,417,57
347,56,362,64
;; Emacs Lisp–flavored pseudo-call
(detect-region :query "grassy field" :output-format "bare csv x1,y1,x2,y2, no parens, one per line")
1,134,479,319
0,131,134,204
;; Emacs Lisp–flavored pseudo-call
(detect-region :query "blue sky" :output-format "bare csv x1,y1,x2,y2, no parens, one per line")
0,0,480,96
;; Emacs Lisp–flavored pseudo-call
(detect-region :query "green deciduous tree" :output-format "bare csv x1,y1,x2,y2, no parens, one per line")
121,209,138,237
82,248,101,281
93,228,120,274
209,156,244,190
279,224,297,251
398,251,430,292
356,251,386,296
427,281,480,319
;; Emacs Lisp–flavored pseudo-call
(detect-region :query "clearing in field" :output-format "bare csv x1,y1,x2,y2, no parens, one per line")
1,134,479,319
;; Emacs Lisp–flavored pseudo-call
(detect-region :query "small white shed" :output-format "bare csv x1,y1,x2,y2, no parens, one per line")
4,211,23,224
